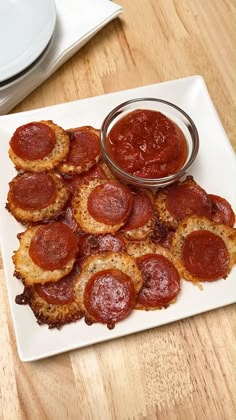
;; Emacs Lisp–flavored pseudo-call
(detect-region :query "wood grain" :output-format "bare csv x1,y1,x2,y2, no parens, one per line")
0,1,236,419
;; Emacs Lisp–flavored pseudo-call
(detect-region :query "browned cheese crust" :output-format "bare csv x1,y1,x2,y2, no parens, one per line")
74,252,143,324
71,179,128,234
58,126,101,174
98,160,116,180
26,286,83,329
13,226,75,285
171,216,236,283
154,176,210,229
127,240,180,310
6,172,69,224
9,120,70,172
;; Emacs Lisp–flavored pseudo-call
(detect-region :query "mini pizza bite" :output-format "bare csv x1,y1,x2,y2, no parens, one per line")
75,252,143,329
13,222,78,285
122,189,155,241
72,179,133,234
9,120,70,172
127,241,181,309
6,172,69,224
209,194,235,227
58,126,100,174
155,176,212,229
171,216,236,283
15,265,83,329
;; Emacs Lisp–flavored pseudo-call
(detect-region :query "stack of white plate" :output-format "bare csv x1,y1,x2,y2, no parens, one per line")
0,0,123,115
0,0,56,90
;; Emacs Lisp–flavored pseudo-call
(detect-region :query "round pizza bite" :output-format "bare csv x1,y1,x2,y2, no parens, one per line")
127,241,181,310
122,189,155,241
171,216,236,283
6,172,69,224
15,265,83,329
9,120,70,172
58,126,100,174
72,179,133,234
155,176,212,229
75,252,143,329
209,194,235,227
13,222,78,285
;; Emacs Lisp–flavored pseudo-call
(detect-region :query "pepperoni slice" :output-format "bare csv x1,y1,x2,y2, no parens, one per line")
10,173,57,210
123,191,153,231
10,122,55,160
166,182,212,222
209,194,235,227
66,128,100,166
34,265,79,305
78,234,126,260
84,268,136,328
182,230,229,280
87,181,133,225
29,222,78,270
63,164,107,193
136,254,180,307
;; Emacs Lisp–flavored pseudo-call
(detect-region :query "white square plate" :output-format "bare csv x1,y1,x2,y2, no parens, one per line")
0,75,235,362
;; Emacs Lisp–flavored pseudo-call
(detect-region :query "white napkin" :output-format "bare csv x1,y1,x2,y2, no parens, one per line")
0,0,123,115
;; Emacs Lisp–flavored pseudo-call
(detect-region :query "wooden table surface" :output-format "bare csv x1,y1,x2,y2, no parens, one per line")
1,1,235,419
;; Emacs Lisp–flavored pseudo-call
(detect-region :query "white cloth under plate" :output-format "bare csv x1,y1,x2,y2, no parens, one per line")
0,0,122,115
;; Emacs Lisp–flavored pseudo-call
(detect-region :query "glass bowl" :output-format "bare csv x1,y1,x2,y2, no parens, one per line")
100,98,199,190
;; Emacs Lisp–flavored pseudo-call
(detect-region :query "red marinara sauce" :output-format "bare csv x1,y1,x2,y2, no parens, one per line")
106,109,187,178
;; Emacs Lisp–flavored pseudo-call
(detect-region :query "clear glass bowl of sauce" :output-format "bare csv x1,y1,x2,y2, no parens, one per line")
100,98,199,190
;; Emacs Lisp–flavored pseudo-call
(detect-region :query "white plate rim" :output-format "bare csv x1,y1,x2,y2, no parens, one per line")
0,75,235,362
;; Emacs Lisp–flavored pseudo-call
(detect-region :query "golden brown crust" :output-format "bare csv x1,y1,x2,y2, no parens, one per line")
155,184,178,229
154,176,210,229
123,216,155,241
8,120,70,172
6,172,69,224
127,239,176,262
171,216,236,283
58,126,101,175
71,179,127,234
74,252,143,324
17,286,83,329
13,226,75,285
126,240,180,310
98,161,116,180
